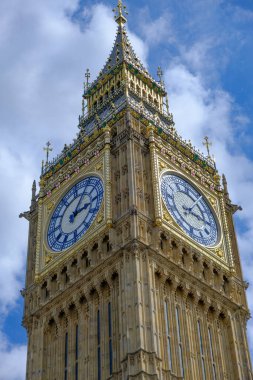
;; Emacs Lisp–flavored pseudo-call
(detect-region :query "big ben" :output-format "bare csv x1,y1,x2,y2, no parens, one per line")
21,1,252,379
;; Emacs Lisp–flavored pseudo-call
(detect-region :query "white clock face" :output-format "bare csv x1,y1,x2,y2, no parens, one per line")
161,173,219,246
47,176,104,252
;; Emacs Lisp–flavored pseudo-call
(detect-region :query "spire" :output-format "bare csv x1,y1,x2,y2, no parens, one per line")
85,0,165,97
30,180,37,210
203,136,212,158
222,174,229,198
43,141,53,165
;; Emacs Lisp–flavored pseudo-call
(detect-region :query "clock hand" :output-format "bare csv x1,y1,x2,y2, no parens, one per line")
189,196,202,212
183,196,203,214
69,201,90,223
76,202,90,214
190,210,205,222
75,187,87,213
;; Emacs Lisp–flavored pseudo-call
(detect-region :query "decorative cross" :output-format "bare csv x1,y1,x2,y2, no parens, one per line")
203,136,212,157
113,0,128,24
85,69,91,89
43,141,53,164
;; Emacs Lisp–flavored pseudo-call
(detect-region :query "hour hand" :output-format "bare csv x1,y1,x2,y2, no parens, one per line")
76,203,90,214
69,202,90,223
191,210,205,222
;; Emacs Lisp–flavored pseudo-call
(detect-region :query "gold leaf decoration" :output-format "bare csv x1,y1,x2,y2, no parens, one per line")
96,163,103,171
45,254,53,264
159,161,166,171
215,248,224,258
97,214,104,224
208,197,216,207
47,202,55,212
163,209,173,223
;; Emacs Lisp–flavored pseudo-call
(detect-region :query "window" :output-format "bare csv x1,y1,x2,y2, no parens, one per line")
108,302,113,375
75,325,79,380
175,306,184,377
197,320,206,380
64,332,68,380
97,310,101,380
208,327,217,380
164,301,172,370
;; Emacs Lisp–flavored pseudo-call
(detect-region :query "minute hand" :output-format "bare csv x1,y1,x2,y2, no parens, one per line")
188,196,203,212
75,185,88,213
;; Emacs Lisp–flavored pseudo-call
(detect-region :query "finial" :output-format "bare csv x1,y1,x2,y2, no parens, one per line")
222,174,229,197
85,69,91,90
43,141,53,165
157,66,164,86
203,136,212,158
82,98,85,117
113,0,128,25
32,180,36,199
31,180,36,209
165,96,170,114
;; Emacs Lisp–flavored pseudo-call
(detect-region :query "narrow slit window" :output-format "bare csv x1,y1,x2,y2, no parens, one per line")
175,306,184,377
97,310,101,380
164,300,172,370
75,325,79,380
108,302,113,375
197,320,206,380
208,327,217,380
64,332,68,380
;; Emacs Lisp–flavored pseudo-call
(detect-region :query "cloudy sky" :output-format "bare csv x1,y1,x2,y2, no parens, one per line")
0,0,253,378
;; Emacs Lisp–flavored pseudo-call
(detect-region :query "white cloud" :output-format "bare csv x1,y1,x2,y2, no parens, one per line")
0,332,26,380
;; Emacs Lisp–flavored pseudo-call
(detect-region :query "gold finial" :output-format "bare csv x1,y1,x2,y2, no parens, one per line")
157,66,164,85
43,141,53,165
203,136,212,158
113,0,128,25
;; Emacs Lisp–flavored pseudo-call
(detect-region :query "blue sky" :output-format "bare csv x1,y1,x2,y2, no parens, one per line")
0,0,253,378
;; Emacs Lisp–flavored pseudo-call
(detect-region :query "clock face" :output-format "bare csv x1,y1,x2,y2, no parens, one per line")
161,173,219,246
47,176,104,252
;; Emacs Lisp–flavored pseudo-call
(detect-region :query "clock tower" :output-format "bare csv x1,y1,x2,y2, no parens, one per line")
21,1,252,379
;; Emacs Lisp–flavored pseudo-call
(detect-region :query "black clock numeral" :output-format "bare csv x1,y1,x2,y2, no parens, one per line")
204,228,210,235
